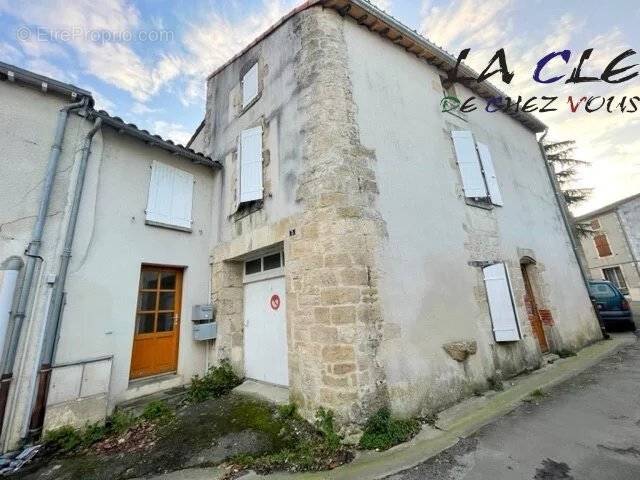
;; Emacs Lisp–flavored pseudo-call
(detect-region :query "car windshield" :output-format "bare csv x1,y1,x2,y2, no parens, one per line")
588,283,617,299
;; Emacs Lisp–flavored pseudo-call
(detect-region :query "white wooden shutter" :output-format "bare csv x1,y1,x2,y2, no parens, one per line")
451,130,488,199
483,263,521,342
169,168,194,229
146,161,193,230
239,126,263,203
477,142,503,206
242,63,259,108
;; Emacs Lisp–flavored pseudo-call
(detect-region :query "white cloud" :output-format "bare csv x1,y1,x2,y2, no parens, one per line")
130,102,160,115
177,0,295,105
371,0,392,11
0,41,23,63
152,120,192,145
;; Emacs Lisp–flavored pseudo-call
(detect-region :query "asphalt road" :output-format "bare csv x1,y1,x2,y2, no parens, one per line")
387,335,640,480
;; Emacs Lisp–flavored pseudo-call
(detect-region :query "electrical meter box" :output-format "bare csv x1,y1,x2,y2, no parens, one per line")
192,304,214,321
192,304,216,341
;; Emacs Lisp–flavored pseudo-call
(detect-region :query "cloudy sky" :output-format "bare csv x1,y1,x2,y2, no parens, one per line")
0,0,637,215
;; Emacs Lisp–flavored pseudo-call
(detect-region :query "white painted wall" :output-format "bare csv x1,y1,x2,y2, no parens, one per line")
0,81,216,447
342,16,601,415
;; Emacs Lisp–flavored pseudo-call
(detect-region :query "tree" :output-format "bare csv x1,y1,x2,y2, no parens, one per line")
543,140,592,238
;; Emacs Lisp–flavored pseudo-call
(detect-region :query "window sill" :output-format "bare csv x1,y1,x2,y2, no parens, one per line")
465,198,494,210
240,92,261,116
232,199,263,222
145,219,192,233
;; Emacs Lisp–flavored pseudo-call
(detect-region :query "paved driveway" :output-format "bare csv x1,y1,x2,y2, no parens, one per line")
388,336,640,480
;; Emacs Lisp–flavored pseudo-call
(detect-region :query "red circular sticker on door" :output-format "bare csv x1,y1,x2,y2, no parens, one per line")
270,294,281,310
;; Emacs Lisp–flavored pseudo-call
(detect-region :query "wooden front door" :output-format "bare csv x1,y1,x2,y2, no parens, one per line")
520,264,549,353
130,266,183,379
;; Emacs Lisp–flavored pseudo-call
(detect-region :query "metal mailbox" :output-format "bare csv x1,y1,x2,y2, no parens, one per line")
192,304,216,341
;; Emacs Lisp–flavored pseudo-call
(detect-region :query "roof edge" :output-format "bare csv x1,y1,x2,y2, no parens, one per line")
205,0,546,133
575,192,640,221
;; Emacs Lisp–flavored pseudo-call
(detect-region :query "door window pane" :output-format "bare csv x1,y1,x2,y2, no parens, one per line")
160,272,177,289
245,258,261,275
136,313,155,334
159,292,175,310
263,253,281,271
138,292,157,311
157,312,174,332
141,270,158,289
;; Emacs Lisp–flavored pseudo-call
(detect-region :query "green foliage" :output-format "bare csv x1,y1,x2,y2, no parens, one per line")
314,407,341,449
44,425,84,452
230,406,351,473
359,408,421,451
543,139,592,207
276,403,299,420
187,360,242,403
44,402,175,453
488,375,504,391
530,388,548,398
105,409,136,435
558,349,577,358
141,400,174,423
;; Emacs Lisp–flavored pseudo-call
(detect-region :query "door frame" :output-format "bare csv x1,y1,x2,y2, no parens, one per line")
520,263,549,353
130,264,184,380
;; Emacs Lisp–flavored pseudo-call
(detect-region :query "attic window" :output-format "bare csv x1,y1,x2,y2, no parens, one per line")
440,76,456,98
242,63,259,109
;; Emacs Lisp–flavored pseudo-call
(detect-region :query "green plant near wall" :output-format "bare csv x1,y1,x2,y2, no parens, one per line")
187,360,242,403
359,408,421,451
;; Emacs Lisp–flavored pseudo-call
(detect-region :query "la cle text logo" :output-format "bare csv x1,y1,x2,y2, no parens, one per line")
441,48,639,114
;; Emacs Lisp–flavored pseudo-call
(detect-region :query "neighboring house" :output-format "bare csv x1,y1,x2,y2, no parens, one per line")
0,0,603,451
0,63,219,450
576,193,640,300
194,0,601,426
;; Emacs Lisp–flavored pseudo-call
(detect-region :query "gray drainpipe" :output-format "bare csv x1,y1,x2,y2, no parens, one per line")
538,129,607,337
28,117,102,436
0,97,88,437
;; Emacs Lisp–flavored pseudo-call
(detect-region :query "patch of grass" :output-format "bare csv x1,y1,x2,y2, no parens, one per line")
44,426,84,452
359,408,421,451
105,409,136,435
488,375,504,391
141,400,174,423
187,360,242,403
43,401,174,454
530,388,548,398
228,407,352,474
557,349,577,358
314,407,341,449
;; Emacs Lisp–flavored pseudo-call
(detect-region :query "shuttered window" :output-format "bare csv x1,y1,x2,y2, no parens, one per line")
242,63,259,108
146,161,194,231
239,126,263,203
483,263,521,342
594,234,612,257
452,131,487,199
451,131,503,206
476,142,503,206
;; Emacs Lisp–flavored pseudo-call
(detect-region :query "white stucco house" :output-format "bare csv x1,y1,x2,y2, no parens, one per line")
0,63,220,450
0,0,602,451
576,193,640,300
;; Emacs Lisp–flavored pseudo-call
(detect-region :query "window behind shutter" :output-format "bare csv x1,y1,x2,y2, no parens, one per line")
477,142,503,206
594,234,612,257
483,263,521,342
451,131,487,198
146,161,193,230
242,63,259,108
240,126,263,203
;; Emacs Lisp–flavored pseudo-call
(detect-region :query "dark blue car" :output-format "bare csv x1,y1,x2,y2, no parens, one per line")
588,280,635,331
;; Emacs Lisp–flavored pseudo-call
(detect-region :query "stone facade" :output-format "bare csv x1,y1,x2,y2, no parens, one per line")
202,4,602,428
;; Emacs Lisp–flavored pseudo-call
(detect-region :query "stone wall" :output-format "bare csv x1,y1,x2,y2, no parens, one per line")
208,6,389,425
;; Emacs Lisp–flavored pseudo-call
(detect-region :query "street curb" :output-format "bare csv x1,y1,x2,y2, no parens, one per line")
246,333,637,480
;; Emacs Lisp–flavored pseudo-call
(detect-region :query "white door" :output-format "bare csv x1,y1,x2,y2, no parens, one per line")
243,276,288,386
